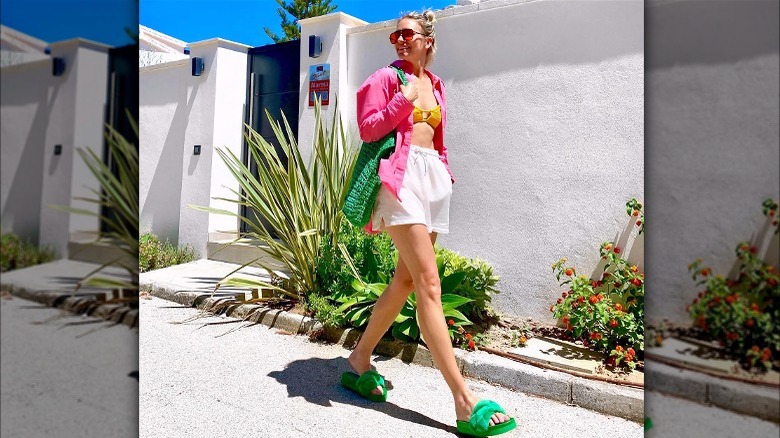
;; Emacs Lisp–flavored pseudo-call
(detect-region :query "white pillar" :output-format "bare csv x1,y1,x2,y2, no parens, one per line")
298,12,367,161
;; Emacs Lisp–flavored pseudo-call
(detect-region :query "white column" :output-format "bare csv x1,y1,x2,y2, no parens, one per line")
298,12,367,161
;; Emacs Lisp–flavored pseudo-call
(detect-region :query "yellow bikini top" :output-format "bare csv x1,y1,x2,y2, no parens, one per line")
413,105,441,128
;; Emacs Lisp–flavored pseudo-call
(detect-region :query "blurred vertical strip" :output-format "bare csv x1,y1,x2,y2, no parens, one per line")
645,0,779,435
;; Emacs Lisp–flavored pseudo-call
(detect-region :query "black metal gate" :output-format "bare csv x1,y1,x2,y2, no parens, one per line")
100,43,139,236
241,40,300,235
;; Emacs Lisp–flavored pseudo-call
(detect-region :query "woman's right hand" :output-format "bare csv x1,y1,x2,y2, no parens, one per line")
400,79,418,104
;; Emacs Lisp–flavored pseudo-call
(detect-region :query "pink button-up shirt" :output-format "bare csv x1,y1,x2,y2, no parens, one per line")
356,59,455,234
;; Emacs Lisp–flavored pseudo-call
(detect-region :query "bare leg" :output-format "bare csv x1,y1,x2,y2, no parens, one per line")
348,233,437,395
384,224,510,426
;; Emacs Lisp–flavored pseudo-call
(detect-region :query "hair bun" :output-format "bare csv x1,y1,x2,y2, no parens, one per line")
423,10,437,24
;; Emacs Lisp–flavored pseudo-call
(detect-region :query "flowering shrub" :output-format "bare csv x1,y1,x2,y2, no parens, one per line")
448,318,483,351
686,199,779,371
550,199,645,370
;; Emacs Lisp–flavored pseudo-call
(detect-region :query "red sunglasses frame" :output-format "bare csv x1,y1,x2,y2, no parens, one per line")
389,28,427,44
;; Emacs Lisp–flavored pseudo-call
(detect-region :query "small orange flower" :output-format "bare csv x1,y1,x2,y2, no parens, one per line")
565,268,574,276
627,348,635,356
614,303,624,312
447,319,455,326
465,333,472,341
609,319,618,328
467,340,476,350
615,345,624,353
519,336,527,344
630,265,639,273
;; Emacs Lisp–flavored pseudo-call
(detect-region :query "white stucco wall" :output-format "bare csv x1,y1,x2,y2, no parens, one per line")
298,13,368,158
140,0,643,321
1,58,50,243
1,40,108,257
139,40,249,257
316,0,643,321
139,59,189,245
645,0,779,325
209,43,249,238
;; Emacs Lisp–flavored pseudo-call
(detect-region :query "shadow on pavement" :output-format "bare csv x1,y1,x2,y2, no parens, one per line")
268,356,459,435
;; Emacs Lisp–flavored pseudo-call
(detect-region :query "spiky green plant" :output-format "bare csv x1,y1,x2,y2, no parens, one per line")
55,110,139,292
191,98,358,300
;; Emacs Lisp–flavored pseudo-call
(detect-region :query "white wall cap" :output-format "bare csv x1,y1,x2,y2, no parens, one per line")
299,11,368,28
188,38,251,53
49,38,112,52
0,24,48,53
139,57,190,73
139,24,188,53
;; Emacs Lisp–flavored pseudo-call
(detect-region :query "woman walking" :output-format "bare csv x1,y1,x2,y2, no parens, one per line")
341,9,517,437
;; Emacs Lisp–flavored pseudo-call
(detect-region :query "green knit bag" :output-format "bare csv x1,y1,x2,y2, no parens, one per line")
343,66,407,228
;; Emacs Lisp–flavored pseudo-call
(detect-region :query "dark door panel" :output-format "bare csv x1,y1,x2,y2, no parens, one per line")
242,40,300,236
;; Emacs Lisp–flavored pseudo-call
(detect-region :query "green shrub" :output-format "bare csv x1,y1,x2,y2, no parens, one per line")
0,233,57,272
305,292,344,329
313,221,500,330
139,233,197,273
436,247,500,321
317,221,396,302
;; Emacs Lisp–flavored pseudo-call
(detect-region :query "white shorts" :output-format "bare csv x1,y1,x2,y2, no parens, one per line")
372,145,453,234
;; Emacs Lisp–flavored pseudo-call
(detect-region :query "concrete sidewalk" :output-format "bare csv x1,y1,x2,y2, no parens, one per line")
139,294,642,438
1,289,138,437
140,259,644,422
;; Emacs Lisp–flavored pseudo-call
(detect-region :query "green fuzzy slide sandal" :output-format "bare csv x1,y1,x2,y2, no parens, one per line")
340,370,388,402
456,400,517,437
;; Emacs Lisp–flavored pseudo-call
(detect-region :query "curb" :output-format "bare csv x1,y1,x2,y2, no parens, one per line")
645,360,780,423
142,280,644,423
1,282,139,329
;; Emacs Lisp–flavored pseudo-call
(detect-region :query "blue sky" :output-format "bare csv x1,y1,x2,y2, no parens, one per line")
141,0,455,47
1,0,454,48
0,0,138,47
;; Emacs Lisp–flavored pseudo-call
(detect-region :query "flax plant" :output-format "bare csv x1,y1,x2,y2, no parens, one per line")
193,98,357,300
56,111,139,291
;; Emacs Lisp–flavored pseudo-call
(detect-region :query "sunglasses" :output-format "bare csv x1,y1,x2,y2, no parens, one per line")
389,28,427,44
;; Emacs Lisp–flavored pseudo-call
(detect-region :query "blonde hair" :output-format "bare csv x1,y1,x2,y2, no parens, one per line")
399,10,437,66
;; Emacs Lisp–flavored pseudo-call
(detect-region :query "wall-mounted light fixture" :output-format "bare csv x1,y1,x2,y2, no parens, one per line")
193,145,201,155
309,35,322,58
52,57,65,76
183,46,191,55
192,57,204,76
54,145,62,156
44,47,51,55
